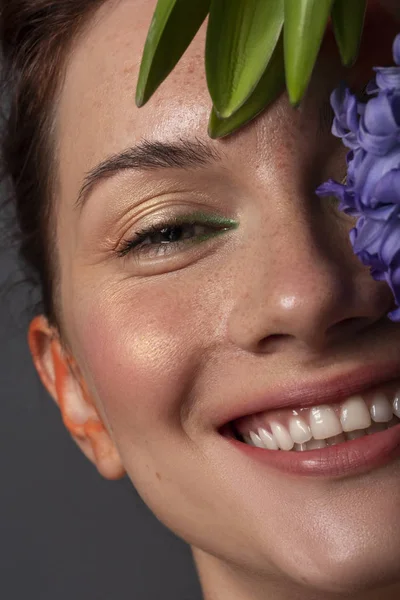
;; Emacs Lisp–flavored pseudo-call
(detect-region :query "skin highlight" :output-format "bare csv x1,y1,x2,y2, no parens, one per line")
26,1,400,599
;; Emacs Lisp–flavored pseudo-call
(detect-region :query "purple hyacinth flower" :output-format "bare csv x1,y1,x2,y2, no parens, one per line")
330,84,360,148
316,33,400,322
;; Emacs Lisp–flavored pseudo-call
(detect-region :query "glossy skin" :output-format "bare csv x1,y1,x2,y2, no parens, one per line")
28,1,400,599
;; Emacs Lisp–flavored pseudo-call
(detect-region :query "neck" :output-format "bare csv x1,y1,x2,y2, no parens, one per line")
191,546,400,600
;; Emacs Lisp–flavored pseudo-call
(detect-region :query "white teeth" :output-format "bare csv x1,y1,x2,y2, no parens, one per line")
241,391,400,451
270,422,294,451
309,405,342,440
393,392,400,418
340,395,371,432
249,431,265,448
370,393,393,423
326,433,346,446
306,438,327,450
258,427,279,450
346,429,366,440
366,422,386,435
288,416,312,444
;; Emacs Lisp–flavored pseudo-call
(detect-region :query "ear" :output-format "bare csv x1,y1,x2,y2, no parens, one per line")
28,315,126,480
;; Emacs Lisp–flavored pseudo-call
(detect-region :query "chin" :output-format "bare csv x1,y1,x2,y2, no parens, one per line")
280,529,400,596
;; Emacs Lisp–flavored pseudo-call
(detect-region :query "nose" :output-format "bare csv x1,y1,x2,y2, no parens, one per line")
227,204,393,354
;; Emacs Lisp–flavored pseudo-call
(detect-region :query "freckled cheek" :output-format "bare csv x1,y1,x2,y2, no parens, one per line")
69,290,200,435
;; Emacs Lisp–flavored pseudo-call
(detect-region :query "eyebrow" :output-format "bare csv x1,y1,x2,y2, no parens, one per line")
75,137,222,210
76,99,335,210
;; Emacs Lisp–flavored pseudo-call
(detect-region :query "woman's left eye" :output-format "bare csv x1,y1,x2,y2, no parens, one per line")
117,220,231,259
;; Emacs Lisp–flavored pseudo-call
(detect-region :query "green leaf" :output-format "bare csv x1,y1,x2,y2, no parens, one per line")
208,37,285,138
284,0,334,106
331,0,367,67
136,0,210,107
206,0,284,119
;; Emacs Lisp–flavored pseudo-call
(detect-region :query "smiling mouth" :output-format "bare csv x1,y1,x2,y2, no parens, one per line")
230,380,400,452
218,375,400,477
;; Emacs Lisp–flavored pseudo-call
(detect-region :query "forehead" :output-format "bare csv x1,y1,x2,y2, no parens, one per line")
57,0,212,199
57,0,396,208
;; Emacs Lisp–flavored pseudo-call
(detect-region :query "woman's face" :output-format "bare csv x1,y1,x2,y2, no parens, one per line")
38,0,400,596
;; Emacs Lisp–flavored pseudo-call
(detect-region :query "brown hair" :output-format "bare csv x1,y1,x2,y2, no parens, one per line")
0,0,106,324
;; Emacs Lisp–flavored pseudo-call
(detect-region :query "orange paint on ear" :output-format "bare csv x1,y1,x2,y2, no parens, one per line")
50,340,106,440
49,341,125,479
29,319,124,479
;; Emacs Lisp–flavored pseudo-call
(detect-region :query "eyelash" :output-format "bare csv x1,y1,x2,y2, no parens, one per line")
117,217,233,259
116,164,347,261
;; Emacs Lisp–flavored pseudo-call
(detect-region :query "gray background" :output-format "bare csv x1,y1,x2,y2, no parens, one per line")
0,208,202,599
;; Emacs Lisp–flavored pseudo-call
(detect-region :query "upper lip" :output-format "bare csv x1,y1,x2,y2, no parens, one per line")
217,360,400,428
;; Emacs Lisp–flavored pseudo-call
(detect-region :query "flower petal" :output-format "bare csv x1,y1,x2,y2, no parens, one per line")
366,78,378,95
316,179,359,215
379,221,400,265
330,84,359,134
317,32,400,321
374,66,400,92
373,168,400,206
354,147,400,205
364,94,398,135
351,216,385,256
387,305,400,321
393,34,400,66
316,179,346,199
358,94,400,155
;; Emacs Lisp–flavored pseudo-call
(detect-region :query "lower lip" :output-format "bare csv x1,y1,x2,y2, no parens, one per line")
224,424,400,477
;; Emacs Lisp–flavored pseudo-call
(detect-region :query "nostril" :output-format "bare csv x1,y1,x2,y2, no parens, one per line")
326,316,375,339
257,333,294,354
